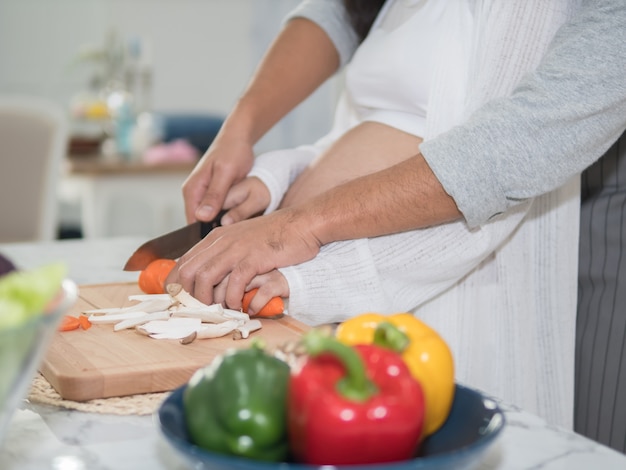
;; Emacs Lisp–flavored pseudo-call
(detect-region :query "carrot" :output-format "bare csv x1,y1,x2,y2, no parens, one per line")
138,259,177,294
59,315,80,332
78,314,92,330
241,288,284,318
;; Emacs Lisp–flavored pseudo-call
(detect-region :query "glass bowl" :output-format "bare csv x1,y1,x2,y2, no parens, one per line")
0,279,78,442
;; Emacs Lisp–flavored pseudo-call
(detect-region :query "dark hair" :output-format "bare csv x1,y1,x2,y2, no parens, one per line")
343,0,386,43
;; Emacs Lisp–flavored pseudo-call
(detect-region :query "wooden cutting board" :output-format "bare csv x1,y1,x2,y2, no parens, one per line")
39,282,309,402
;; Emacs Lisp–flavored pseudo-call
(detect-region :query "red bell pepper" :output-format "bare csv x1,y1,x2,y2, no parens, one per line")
288,328,425,465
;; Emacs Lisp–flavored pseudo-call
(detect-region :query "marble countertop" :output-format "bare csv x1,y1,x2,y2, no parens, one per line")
1,237,626,470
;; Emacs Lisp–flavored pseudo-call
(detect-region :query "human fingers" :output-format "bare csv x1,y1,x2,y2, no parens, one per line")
172,225,262,307
172,240,230,306
182,160,214,223
243,270,289,316
175,210,321,308
222,178,271,225
193,174,238,222
212,274,230,307
171,225,267,308
190,143,255,222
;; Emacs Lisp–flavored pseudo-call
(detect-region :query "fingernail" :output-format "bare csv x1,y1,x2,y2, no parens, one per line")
221,214,233,225
196,205,213,220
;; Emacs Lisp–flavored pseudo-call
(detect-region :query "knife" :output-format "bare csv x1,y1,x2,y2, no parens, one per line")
123,211,285,318
123,210,227,271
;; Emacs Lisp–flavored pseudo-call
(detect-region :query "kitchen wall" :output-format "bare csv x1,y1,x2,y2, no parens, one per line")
0,0,341,152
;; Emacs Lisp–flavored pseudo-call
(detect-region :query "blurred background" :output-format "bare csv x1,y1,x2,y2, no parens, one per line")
0,0,341,240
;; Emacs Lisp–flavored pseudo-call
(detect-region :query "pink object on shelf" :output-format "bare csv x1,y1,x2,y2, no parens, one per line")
142,139,199,165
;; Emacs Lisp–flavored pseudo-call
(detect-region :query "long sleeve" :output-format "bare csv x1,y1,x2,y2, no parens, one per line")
284,0,359,67
280,202,529,326
420,0,626,228
247,146,319,213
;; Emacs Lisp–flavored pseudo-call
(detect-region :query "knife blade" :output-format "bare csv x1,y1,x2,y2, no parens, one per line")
123,210,226,271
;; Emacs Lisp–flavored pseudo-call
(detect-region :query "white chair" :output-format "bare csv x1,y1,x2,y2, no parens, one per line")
0,95,68,242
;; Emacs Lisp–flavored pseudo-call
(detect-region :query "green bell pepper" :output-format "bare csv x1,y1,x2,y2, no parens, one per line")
183,344,291,462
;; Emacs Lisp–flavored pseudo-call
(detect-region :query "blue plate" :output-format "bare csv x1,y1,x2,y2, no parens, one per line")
156,383,504,470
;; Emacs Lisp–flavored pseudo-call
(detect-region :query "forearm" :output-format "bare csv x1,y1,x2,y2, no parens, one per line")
283,199,528,326
219,17,340,147
289,154,460,245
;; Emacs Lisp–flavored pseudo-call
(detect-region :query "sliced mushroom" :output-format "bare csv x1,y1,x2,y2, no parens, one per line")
113,310,171,331
178,319,242,344
137,317,202,339
84,297,174,315
166,283,211,309
88,311,149,324
170,305,228,323
233,319,263,340
127,293,173,302
223,309,250,323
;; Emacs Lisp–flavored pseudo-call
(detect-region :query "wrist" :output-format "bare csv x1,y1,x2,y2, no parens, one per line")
217,99,264,148
289,201,332,249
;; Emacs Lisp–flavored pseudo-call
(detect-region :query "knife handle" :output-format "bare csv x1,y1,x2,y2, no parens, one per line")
199,209,229,238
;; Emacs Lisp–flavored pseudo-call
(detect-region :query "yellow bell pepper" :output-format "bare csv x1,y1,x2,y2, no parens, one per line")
335,312,455,437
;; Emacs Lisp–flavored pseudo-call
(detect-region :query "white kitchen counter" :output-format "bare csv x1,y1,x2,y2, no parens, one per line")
1,237,625,470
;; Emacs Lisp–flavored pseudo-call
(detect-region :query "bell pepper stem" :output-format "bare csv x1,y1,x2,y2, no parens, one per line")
302,329,378,402
373,321,410,354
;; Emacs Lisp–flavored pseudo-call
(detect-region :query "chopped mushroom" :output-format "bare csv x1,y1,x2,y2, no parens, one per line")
84,297,173,315
223,309,251,322
128,293,172,302
88,311,149,324
113,310,171,331
233,319,263,340
86,286,264,342
137,317,202,339
170,305,231,323
180,319,243,344
167,283,211,309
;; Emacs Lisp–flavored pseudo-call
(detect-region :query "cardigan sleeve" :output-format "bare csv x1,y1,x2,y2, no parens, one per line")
420,0,626,228
247,146,319,213
280,202,529,326
284,0,360,67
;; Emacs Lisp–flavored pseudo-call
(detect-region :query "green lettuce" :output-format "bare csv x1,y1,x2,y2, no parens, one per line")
0,263,67,330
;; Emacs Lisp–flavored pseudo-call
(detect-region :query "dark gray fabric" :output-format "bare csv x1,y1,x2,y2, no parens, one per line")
576,131,626,453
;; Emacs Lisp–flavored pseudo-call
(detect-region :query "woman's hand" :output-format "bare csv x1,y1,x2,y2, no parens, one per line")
221,177,271,225
181,17,340,224
213,270,289,315
182,136,255,223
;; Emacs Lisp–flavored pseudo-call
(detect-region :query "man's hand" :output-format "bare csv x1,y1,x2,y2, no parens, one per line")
165,208,321,309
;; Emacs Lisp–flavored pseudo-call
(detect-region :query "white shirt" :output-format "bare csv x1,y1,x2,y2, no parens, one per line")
345,0,473,137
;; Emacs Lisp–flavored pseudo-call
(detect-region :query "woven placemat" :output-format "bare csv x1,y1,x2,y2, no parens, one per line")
27,373,168,416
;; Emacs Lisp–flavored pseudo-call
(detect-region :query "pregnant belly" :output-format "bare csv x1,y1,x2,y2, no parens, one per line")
280,121,423,208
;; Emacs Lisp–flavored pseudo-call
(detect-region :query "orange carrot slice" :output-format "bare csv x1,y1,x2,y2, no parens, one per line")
138,259,177,294
59,315,80,332
242,288,284,318
78,315,92,330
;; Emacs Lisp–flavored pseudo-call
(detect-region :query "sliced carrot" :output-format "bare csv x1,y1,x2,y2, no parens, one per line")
138,259,177,294
242,288,284,318
78,314,92,330
59,315,80,332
